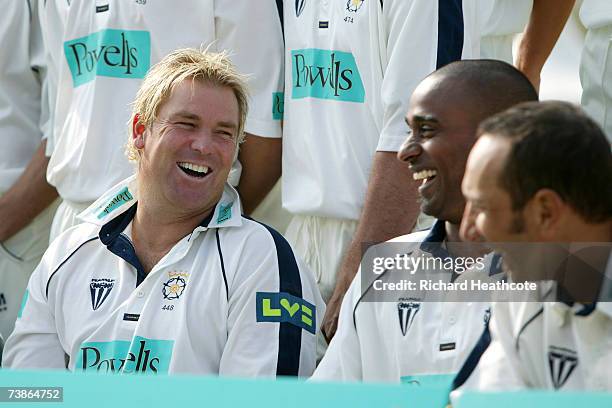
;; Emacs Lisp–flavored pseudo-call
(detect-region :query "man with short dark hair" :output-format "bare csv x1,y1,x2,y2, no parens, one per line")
458,101,612,390
312,60,537,382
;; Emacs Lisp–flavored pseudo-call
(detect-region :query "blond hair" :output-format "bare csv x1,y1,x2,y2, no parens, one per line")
126,47,249,162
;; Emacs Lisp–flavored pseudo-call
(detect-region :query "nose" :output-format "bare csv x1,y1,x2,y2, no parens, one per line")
190,131,213,155
459,202,484,242
397,137,422,164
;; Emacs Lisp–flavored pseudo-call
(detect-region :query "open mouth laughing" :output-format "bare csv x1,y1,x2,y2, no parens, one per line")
177,162,211,179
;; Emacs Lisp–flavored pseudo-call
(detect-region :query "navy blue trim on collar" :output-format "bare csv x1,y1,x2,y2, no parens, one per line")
419,220,448,259
99,204,147,287
199,210,214,228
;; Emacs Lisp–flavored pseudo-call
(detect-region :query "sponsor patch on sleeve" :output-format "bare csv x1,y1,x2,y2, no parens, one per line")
17,289,29,318
272,92,284,120
256,292,316,334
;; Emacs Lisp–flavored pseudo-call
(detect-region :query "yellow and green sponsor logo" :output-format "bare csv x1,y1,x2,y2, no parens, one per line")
256,292,316,334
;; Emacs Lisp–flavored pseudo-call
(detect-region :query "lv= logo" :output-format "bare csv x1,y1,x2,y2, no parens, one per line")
256,292,316,334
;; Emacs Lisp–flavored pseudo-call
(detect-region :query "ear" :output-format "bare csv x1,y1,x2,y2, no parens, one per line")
132,114,146,149
528,189,564,239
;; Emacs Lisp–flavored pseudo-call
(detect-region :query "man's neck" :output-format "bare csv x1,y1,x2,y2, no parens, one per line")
131,199,213,274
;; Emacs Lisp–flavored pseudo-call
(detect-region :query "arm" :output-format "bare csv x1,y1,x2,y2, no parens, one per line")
516,0,576,90
322,154,419,341
322,0,459,341
0,140,58,242
237,134,281,215
215,1,284,211
219,229,323,377
312,273,363,381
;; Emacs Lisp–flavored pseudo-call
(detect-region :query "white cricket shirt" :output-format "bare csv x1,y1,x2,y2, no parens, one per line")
281,0,480,220
580,0,612,29
44,0,284,203
0,0,47,193
3,176,324,377
459,258,612,392
312,221,501,383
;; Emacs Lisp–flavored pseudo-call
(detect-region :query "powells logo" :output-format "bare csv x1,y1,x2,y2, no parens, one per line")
291,48,365,103
64,29,151,87
96,187,134,219
256,292,316,334
76,336,173,373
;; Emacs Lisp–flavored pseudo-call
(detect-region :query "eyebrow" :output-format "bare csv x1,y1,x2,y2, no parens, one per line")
169,112,237,129
170,111,200,121
411,114,438,123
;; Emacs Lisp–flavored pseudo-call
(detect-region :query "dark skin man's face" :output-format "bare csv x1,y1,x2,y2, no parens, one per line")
398,76,481,225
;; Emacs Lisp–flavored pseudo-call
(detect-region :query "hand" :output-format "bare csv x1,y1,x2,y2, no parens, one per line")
321,292,344,343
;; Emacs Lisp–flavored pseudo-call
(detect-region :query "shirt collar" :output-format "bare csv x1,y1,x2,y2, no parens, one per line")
419,219,448,259
80,174,243,232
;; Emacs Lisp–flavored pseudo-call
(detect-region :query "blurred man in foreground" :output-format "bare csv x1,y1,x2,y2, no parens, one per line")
458,101,612,390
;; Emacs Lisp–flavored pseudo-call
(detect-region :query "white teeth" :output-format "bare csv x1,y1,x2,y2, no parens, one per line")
412,169,437,181
178,162,209,174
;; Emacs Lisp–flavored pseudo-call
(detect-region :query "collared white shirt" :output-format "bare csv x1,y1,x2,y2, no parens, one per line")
281,0,480,220
43,0,284,203
312,221,501,384
0,0,48,192
460,293,612,390
3,176,324,377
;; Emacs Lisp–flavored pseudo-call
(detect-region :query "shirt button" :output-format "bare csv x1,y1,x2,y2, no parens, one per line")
137,291,145,298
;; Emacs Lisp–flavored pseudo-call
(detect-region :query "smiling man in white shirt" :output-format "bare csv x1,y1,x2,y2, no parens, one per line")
2,49,324,376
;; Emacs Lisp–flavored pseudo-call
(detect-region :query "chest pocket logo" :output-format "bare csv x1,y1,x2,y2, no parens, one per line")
548,346,578,389
398,298,420,336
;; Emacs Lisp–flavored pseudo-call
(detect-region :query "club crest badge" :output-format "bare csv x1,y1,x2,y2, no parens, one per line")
548,346,578,389
162,271,188,300
346,0,365,13
295,0,306,17
397,298,420,336
90,278,115,310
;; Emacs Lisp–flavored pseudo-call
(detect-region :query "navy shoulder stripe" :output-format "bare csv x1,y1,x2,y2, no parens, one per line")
276,0,284,38
437,0,464,69
46,237,99,298
451,323,491,390
243,216,302,376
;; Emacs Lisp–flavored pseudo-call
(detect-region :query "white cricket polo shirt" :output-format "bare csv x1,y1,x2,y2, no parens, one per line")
281,0,480,220
479,0,532,37
580,0,612,29
312,220,502,383
0,0,47,193
459,264,612,392
3,176,324,377
46,0,284,203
